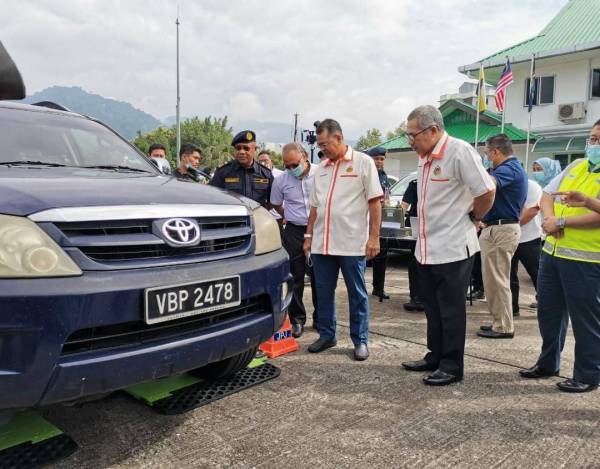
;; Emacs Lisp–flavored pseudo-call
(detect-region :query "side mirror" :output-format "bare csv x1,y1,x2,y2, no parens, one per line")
0,41,25,100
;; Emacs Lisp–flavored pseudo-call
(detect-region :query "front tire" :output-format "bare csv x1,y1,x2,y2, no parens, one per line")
192,346,258,380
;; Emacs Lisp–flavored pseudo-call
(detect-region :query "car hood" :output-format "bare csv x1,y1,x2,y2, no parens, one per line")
0,169,250,217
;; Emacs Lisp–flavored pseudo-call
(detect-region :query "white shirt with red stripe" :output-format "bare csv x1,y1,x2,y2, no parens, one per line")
309,145,383,256
416,132,495,265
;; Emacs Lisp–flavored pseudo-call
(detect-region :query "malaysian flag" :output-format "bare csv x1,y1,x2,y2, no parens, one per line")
494,59,513,112
527,55,537,112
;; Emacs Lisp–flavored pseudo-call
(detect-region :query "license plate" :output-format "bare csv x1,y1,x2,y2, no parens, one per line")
144,276,241,324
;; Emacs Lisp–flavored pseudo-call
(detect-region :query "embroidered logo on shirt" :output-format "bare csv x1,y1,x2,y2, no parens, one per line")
433,165,441,177
346,166,353,173
253,178,269,184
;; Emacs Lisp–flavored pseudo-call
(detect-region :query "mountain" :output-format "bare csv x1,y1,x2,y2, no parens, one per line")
22,86,162,140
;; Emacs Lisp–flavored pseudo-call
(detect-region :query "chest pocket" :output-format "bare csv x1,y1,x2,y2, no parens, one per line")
252,177,270,199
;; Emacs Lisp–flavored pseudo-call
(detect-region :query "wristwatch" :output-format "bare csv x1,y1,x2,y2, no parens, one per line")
303,233,313,239
558,217,566,229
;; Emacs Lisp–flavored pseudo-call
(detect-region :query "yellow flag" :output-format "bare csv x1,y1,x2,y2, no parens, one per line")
477,65,487,113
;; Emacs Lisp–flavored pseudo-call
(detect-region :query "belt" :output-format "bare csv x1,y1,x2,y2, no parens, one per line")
286,222,308,229
486,219,519,226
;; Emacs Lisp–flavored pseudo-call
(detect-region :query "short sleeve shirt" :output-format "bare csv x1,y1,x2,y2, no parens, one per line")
270,164,317,225
309,146,383,256
483,157,528,223
416,132,495,265
520,179,543,243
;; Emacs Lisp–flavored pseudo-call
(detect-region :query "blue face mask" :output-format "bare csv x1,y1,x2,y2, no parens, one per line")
532,171,546,185
482,157,492,170
586,144,600,165
288,162,305,179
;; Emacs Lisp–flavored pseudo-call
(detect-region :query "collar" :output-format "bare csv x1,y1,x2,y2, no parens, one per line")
325,145,353,166
420,132,449,160
233,159,257,172
588,159,600,173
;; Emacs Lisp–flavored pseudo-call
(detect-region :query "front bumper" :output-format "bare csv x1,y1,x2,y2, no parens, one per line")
0,249,291,410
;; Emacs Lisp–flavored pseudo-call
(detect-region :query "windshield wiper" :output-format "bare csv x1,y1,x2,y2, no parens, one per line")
0,160,71,167
81,165,153,173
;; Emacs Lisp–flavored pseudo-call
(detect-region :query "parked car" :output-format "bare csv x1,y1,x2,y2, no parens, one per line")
381,172,418,252
388,171,417,207
0,44,292,424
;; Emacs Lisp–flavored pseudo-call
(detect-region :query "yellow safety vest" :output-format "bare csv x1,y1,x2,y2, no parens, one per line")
543,158,600,263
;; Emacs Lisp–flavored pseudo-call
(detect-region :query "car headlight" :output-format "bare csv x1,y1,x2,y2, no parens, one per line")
0,215,82,278
253,206,282,255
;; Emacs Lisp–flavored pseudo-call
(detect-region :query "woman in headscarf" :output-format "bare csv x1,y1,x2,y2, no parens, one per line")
532,157,562,188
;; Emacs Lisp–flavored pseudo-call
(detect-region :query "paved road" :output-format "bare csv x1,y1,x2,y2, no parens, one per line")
46,255,599,468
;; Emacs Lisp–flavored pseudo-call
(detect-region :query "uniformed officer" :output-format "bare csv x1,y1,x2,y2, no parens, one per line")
210,130,273,207
367,146,393,300
173,143,203,182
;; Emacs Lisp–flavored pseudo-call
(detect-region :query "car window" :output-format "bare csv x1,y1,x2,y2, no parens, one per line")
0,108,155,171
391,174,416,196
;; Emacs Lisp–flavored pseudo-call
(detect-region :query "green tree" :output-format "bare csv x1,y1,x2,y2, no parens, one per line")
355,128,382,151
386,123,407,141
133,116,233,169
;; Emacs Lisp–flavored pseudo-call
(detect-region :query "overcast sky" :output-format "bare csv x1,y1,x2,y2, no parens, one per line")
2,0,567,138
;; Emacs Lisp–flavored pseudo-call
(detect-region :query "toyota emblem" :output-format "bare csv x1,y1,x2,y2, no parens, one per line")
161,218,200,246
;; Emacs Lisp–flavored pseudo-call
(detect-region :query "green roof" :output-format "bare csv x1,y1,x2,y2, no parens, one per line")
460,0,600,77
379,100,532,152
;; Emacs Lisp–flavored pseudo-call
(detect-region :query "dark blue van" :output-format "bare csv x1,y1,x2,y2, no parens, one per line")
0,100,291,423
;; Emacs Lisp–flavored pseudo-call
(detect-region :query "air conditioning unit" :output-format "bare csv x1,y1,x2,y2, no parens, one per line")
558,102,586,122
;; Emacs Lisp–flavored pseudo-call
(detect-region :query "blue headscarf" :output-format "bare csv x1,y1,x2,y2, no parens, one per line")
533,157,562,187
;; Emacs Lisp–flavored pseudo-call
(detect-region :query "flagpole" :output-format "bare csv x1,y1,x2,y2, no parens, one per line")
175,11,181,167
525,54,535,173
474,63,482,153
501,86,507,133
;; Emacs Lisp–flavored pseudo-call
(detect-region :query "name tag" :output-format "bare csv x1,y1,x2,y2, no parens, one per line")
254,178,269,184
225,177,240,183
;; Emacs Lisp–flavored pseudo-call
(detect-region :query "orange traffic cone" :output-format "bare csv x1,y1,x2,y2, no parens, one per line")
259,314,299,358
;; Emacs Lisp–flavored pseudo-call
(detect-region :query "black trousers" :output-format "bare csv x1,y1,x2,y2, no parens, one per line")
417,256,475,377
282,223,317,326
510,238,541,313
372,237,388,293
471,252,484,292
408,255,419,300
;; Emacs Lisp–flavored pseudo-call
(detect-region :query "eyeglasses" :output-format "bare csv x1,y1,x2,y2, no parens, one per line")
284,160,303,170
406,126,433,142
588,137,600,145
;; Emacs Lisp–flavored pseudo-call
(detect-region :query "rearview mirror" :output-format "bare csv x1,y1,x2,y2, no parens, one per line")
0,41,25,100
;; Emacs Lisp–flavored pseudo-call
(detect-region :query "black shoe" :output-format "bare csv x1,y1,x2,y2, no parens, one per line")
402,359,436,372
415,300,425,311
513,310,520,317
403,299,420,311
423,369,462,386
477,329,514,339
354,343,369,361
479,324,492,331
557,379,598,393
291,323,303,338
467,289,485,300
308,338,337,353
519,365,559,379
529,302,538,309
372,290,390,300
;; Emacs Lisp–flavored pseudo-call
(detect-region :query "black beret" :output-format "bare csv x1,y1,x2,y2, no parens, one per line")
232,130,256,146
367,146,387,158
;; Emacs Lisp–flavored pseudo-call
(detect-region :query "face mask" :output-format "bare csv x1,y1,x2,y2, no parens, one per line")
586,144,600,165
532,171,546,185
288,161,305,179
482,157,492,170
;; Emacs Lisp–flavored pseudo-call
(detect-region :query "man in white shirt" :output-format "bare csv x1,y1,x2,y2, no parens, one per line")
303,119,383,361
509,179,543,316
271,143,318,338
401,105,495,385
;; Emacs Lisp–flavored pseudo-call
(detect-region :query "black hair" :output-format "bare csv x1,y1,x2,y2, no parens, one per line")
316,118,343,136
148,143,166,155
486,134,513,156
179,143,201,157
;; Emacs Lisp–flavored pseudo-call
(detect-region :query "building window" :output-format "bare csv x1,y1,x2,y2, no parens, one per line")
553,153,584,169
524,76,555,106
591,69,600,98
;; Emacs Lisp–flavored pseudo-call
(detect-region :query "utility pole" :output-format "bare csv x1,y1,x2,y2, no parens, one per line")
293,113,298,142
175,14,181,166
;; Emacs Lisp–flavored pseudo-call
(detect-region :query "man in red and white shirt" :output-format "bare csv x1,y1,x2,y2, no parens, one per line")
401,105,495,385
303,119,383,361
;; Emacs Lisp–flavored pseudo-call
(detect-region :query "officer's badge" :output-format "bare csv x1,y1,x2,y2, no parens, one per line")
346,166,353,173
433,165,441,176
246,132,253,141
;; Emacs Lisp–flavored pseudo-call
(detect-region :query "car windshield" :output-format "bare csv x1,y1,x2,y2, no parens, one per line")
0,107,156,173
391,174,416,196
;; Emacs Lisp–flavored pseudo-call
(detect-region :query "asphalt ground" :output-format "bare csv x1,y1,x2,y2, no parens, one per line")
43,253,600,468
